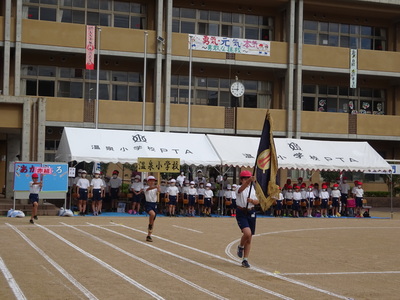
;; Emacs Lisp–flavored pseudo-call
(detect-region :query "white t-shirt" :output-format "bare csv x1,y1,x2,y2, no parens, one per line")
182,185,190,194
236,185,257,209
160,185,168,193
305,191,315,199
331,189,341,198
204,189,214,198
91,178,104,189
197,187,205,196
29,181,41,194
144,187,158,203
320,190,330,199
176,175,186,187
231,189,237,200
166,185,179,196
355,188,364,198
339,183,350,194
77,178,90,189
188,187,197,196
130,181,143,192
293,191,302,201
285,191,294,200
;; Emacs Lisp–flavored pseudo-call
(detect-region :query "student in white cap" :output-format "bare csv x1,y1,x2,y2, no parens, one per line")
144,175,160,242
188,181,198,217
166,178,179,216
203,183,214,217
130,174,144,214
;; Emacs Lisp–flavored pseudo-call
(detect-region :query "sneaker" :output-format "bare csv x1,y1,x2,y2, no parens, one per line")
29,219,34,224
34,215,38,220
242,260,250,268
237,245,244,258
146,236,153,242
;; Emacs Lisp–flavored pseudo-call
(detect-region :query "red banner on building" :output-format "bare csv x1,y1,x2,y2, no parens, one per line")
86,25,96,70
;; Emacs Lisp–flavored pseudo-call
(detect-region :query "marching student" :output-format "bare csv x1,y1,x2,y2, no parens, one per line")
235,170,259,268
331,183,341,217
166,178,179,216
29,173,42,224
144,176,160,242
203,183,214,217
90,170,104,216
76,170,90,216
188,181,198,217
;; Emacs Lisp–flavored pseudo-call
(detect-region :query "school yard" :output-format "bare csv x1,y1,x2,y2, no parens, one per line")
1,209,399,300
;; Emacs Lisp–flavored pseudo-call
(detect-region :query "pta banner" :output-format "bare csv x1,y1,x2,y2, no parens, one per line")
86,25,96,70
189,34,270,56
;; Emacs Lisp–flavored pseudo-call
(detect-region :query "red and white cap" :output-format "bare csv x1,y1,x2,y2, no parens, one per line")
239,170,252,178
147,176,156,181
206,183,212,187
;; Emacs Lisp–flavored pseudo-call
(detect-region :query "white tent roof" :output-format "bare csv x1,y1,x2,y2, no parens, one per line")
207,135,392,172
56,127,221,166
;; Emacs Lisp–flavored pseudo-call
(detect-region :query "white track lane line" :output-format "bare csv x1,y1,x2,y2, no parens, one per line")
6,223,97,300
115,222,352,300
0,256,27,300
172,225,203,233
89,223,293,300
34,224,164,300
280,271,400,276
61,222,226,300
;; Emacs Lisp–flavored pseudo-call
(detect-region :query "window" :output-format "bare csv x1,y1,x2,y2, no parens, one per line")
22,0,147,29
302,84,386,114
170,75,271,108
304,20,386,51
21,65,143,101
173,8,273,41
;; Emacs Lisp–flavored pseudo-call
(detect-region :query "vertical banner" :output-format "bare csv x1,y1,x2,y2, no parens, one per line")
86,25,96,70
350,49,357,89
254,110,280,211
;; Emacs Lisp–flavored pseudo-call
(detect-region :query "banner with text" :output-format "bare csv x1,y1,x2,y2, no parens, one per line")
137,158,180,173
86,25,96,70
189,34,270,56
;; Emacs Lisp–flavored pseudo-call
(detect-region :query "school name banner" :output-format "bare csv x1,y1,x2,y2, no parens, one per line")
189,34,270,56
137,158,180,173
86,25,96,70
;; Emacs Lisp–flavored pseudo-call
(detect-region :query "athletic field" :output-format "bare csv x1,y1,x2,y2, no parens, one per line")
1,210,399,299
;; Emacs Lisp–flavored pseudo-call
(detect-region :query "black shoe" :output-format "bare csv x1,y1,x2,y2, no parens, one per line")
242,260,250,268
29,219,34,224
34,215,38,220
146,236,153,242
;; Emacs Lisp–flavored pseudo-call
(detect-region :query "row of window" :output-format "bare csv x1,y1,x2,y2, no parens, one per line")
304,20,386,50
170,75,271,108
302,85,385,114
21,65,144,101
172,8,273,41
23,0,147,28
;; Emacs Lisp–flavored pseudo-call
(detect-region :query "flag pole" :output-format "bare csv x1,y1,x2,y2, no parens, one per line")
95,26,101,129
188,35,193,133
142,31,148,131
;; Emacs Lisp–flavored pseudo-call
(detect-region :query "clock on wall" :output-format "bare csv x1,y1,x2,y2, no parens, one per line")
230,81,245,97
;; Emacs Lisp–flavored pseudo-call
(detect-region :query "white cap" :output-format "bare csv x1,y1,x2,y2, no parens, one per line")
184,179,189,184
147,176,156,181
190,181,195,185
197,170,202,173
78,169,82,173
94,170,100,174
81,170,87,174
227,184,231,189
170,179,176,183
135,175,141,179
206,183,211,187
232,184,237,188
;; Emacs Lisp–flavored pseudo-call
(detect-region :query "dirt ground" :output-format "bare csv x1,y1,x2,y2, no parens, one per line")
0,208,399,300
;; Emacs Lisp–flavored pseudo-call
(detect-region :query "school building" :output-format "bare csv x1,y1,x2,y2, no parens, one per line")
1,0,400,197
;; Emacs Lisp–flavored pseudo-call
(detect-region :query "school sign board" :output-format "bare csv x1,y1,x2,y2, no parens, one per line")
137,158,180,173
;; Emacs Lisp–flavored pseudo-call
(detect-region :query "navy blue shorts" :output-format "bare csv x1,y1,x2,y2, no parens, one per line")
29,193,39,205
198,195,204,200
169,195,177,205
308,199,314,208
232,199,237,209
145,202,157,214
204,198,212,208
355,197,363,208
236,208,256,235
110,188,119,199
188,195,196,206
276,200,283,210
321,199,328,209
92,189,102,201
292,200,300,211
332,197,339,207
133,193,143,203
341,194,348,204
79,188,88,201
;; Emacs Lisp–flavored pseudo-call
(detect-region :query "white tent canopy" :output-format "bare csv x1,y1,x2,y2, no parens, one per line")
56,127,221,166
207,134,392,173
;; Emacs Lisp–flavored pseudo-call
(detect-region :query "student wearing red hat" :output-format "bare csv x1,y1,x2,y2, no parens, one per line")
306,185,315,217
29,173,42,224
320,184,330,218
235,170,258,268
144,176,160,242
331,184,341,217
